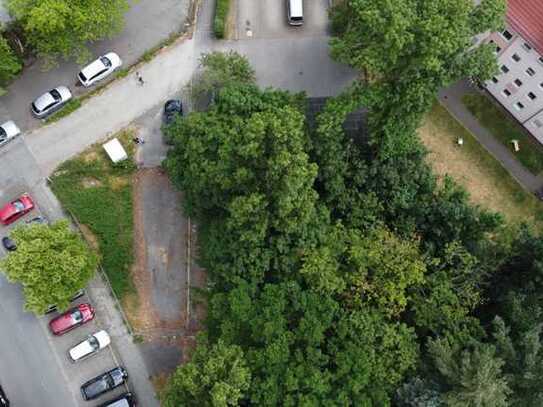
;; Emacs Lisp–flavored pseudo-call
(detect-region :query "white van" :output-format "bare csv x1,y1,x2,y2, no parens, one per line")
287,0,303,26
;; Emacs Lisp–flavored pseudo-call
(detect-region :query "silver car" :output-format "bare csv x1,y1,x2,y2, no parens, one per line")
31,86,72,118
78,52,122,87
0,120,21,148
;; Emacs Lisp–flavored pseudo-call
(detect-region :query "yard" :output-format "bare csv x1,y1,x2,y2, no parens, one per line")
50,128,137,299
462,93,543,175
419,103,543,229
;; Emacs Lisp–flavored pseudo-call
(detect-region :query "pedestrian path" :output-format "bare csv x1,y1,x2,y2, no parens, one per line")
438,79,543,193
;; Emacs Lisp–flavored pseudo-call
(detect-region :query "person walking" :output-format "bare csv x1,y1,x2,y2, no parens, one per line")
135,71,145,86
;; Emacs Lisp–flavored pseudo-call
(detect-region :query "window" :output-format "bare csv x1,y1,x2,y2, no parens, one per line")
528,92,537,100
503,89,511,97
501,65,510,73
502,30,513,40
540,82,543,90
514,78,523,87
512,53,521,62
514,102,525,110
523,42,533,51
539,56,543,65
489,40,501,54
534,119,543,129
527,67,536,76
491,76,499,84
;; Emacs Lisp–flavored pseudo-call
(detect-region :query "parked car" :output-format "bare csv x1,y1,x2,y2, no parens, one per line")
2,236,16,252
45,289,85,314
0,385,9,407
98,392,136,407
0,121,21,149
68,330,110,362
25,215,48,225
81,366,128,401
31,86,72,118
0,194,34,225
163,99,183,125
49,303,95,335
78,52,122,87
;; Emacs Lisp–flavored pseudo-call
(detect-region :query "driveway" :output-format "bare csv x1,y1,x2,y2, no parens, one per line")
0,0,191,133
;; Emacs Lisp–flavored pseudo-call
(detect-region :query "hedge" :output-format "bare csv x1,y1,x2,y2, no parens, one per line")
213,0,230,39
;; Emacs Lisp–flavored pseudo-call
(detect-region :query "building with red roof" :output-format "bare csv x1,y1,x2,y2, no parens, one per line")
484,0,543,143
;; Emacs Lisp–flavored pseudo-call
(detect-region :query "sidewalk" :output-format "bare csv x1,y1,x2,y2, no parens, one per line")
438,79,543,193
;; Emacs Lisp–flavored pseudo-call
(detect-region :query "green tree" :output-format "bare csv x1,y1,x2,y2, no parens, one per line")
161,337,251,407
0,220,98,314
428,338,511,407
7,0,129,64
191,51,256,102
330,0,505,86
0,34,22,94
344,226,426,317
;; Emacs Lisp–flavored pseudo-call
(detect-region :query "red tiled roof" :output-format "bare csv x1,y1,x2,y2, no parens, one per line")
507,0,543,54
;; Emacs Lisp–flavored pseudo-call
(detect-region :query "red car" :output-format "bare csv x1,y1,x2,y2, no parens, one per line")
49,303,95,336
0,194,34,225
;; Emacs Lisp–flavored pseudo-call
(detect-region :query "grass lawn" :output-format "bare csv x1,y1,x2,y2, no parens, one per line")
50,129,137,298
462,93,543,175
419,103,543,229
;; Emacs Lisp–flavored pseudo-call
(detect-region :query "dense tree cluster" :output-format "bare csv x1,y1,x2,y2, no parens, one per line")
159,0,543,404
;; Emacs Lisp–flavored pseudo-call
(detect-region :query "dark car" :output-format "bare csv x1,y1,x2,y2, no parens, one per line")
81,366,128,401
45,289,85,314
97,392,136,407
26,215,48,225
163,99,183,125
2,237,16,251
49,303,95,335
0,385,8,407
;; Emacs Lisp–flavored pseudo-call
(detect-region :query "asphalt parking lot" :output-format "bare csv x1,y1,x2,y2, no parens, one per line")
0,140,140,406
235,0,330,40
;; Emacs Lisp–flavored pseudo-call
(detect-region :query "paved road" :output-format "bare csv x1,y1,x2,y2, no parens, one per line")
0,0,190,133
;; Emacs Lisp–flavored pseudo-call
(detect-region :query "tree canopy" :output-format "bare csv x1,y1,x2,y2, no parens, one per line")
7,0,129,64
0,220,98,314
0,34,22,94
160,28,543,403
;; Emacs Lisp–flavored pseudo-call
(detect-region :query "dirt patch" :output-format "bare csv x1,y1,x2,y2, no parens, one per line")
82,151,101,163
81,177,103,189
151,372,171,394
109,176,130,191
79,224,100,251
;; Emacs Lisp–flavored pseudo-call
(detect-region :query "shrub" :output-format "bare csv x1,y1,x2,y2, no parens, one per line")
213,0,230,39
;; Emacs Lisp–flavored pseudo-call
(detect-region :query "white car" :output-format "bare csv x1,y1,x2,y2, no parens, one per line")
0,121,21,147
31,86,72,118
78,52,122,87
68,330,110,362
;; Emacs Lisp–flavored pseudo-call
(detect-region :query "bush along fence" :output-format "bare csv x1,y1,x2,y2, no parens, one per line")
214,0,230,39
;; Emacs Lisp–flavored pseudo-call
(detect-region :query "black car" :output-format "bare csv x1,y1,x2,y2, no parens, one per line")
163,99,183,125
0,385,9,407
98,392,136,407
81,366,128,401
44,289,85,314
26,215,48,225
2,236,16,252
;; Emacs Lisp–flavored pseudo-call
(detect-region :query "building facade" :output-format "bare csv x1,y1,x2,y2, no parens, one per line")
483,0,543,143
